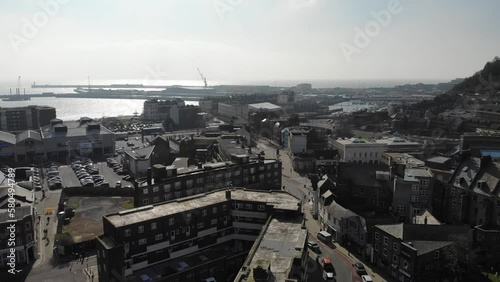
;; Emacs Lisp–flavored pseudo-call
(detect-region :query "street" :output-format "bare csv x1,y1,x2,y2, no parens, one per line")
254,138,386,282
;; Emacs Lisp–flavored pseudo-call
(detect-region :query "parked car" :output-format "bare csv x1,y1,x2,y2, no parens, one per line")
353,262,367,276
361,275,373,282
321,257,335,281
115,181,122,188
307,241,320,253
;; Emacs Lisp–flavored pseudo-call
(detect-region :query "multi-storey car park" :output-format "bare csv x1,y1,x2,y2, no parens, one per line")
133,154,282,207
96,188,306,282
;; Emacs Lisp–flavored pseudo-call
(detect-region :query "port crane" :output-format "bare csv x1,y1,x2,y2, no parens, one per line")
197,68,208,88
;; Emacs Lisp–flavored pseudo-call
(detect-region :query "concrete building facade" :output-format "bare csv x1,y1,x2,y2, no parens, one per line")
134,154,282,207
96,188,302,282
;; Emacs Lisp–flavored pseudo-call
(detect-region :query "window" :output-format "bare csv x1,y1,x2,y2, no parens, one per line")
211,218,218,225
245,204,252,210
186,226,190,234
170,230,175,237
196,178,203,184
197,222,204,229
155,233,163,241
186,180,193,188
250,168,256,174
26,234,33,242
207,176,213,181
169,218,174,226
143,188,148,195
153,186,159,193
360,187,365,193
274,163,278,168
383,248,388,257
420,180,429,186
374,243,379,251
125,229,131,237
397,206,407,213
186,213,192,222
223,204,227,211
25,222,31,231
143,199,149,205
164,184,171,192
434,251,440,259
411,195,419,203
153,196,160,203
384,236,388,245
212,207,217,214
202,209,207,217
234,170,241,176
412,184,419,191
174,181,181,189
403,260,408,269
138,238,147,245
393,242,398,251
420,190,428,196
375,232,379,240
164,194,171,201
138,226,144,233
258,205,265,211
392,254,397,263
151,223,157,230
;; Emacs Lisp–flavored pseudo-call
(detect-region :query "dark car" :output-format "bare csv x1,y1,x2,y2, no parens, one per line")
307,241,320,253
353,262,367,276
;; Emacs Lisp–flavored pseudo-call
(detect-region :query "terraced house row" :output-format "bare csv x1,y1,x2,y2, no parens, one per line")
133,154,282,207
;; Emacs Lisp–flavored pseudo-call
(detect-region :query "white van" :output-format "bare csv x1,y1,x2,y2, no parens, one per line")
317,231,332,244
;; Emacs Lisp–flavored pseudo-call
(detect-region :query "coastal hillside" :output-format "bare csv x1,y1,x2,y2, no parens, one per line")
408,57,500,113
451,57,500,93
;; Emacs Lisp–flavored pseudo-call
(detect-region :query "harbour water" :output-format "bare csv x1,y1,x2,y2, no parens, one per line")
0,97,198,121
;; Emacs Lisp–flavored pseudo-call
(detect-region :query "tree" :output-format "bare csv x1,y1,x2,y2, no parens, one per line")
288,113,300,126
443,234,479,280
163,116,174,131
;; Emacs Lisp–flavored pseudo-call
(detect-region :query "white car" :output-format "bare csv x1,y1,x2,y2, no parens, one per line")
361,275,373,282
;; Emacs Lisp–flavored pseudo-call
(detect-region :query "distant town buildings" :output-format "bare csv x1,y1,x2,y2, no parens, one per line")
143,98,203,129
0,105,56,133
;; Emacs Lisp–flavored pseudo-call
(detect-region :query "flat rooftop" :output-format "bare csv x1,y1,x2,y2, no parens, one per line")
239,216,306,282
0,205,31,222
105,188,300,228
41,120,113,139
333,137,420,146
64,196,134,243
248,102,282,111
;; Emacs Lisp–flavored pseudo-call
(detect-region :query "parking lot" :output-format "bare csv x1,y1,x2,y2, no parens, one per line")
58,160,134,188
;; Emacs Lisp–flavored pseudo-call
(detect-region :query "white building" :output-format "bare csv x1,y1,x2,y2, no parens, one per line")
217,102,248,120
331,137,421,164
288,128,307,154
248,102,282,114
331,138,386,164
143,99,185,121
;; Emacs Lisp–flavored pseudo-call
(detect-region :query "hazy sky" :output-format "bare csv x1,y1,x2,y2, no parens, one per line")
1,0,499,85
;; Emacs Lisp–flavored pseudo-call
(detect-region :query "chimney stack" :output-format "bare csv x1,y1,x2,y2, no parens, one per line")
225,189,231,199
